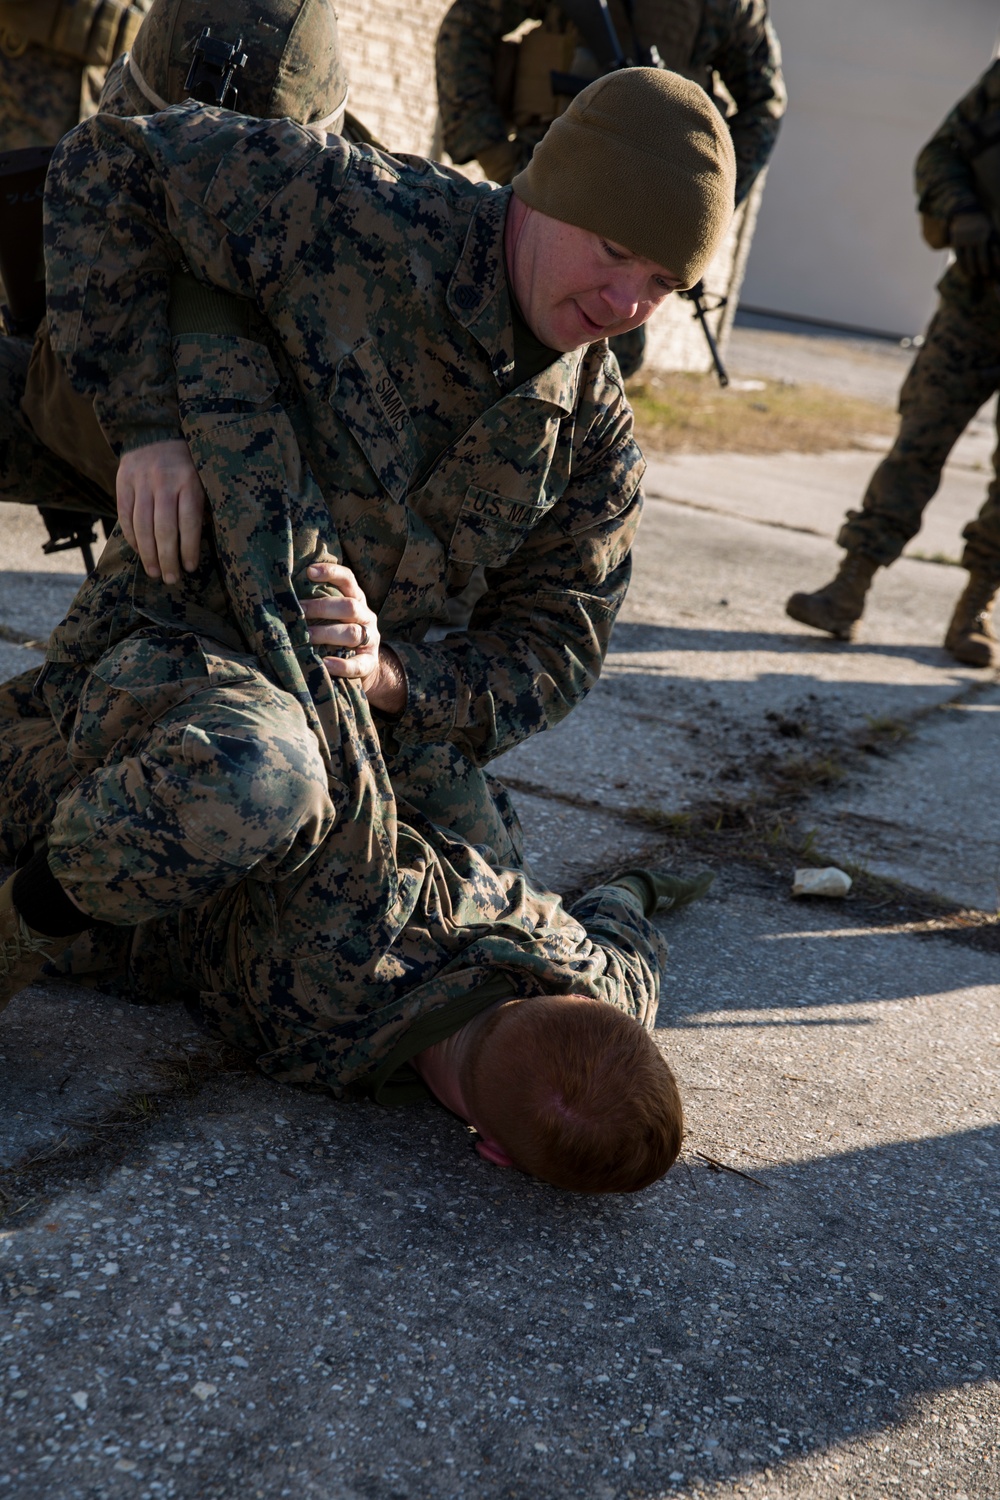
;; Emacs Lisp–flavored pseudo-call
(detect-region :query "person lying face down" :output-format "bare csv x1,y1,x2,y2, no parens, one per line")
362,865,706,1196
0,648,703,1198
413,990,685,1194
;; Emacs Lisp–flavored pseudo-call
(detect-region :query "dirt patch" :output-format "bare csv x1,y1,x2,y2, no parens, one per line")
628,371,897,455
502,702,1000,954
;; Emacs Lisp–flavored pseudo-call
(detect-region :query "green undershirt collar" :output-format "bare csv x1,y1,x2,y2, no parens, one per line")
504,258,561,388
368,973,516,1106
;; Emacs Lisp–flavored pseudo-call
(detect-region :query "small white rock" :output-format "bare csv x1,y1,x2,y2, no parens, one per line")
191,1381,217,1401
71,1391,88,1411
100,1263,119,1277
792,866,852,898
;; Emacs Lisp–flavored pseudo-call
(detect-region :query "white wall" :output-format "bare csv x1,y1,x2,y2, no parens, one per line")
741,0,1000,336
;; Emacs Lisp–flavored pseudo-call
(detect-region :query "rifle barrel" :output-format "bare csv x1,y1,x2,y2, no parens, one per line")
594,0,628,67
681,282,730,388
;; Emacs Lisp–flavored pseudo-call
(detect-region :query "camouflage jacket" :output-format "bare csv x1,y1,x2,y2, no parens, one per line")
915,58,1000,226
44,104,644,768
915,58,1000,305
435,0,785,205
0,0,150,152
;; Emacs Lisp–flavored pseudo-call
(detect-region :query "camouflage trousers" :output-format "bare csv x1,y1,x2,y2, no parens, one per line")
839,282,1000,577
38,633,336,922
0,660,665,1093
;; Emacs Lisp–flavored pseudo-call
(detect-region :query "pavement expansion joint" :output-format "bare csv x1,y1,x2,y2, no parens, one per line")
506,704,1000,943
645,488,829,541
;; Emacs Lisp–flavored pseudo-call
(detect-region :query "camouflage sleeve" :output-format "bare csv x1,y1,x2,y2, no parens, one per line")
387,356,643,765
435,0,542,164
699,0,786,205
915,60,1000,223
567,884,666,1030
44,104,343,454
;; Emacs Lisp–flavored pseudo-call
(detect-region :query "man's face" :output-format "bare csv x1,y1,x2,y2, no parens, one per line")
504,202,683,352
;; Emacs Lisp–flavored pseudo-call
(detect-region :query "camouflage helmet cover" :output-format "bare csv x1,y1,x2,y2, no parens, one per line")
129,0,349,126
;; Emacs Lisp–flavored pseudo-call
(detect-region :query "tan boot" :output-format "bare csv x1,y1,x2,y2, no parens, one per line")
785,554,879,640
944,571,1000,667
0,872,71,1014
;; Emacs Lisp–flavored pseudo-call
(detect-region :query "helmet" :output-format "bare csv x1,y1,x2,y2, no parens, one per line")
127,0,349,129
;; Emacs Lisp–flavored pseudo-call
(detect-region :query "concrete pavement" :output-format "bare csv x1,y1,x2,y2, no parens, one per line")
0,336,997,1499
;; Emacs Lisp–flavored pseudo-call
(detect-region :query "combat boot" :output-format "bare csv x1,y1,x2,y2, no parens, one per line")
0,872,71,1014
944,571,1000,667
785,554,879,640
613,868,714,917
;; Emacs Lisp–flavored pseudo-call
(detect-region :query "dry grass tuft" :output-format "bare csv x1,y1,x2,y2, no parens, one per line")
627,371,897,456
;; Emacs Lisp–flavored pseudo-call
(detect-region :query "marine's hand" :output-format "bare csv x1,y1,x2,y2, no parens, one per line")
116,439,206,585
950,212,1000,282
304,562,407,715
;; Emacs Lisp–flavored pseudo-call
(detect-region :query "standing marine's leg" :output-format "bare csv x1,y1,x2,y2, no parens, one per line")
787,289,1000,638
944,371,1000,665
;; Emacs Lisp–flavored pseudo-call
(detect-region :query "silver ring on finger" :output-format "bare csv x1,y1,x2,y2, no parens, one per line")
358,624,369,649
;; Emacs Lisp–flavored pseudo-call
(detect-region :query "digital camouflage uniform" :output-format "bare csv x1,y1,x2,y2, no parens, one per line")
0,0,149,315
0,51,133,518
0,37,97,156
435,0,784,207
0,0,149,154
41,102,643,852
0,358,665,1095
0,0,357,519
839,59,1000,579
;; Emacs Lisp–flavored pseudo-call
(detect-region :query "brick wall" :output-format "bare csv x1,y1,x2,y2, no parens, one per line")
335,0,753,375
336,0,450,155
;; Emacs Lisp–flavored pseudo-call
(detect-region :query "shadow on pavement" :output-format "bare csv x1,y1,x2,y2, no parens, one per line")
610,619,966,672
1,1040,996,1498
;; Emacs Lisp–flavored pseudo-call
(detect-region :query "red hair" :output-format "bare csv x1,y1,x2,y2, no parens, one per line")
465,995,683,1193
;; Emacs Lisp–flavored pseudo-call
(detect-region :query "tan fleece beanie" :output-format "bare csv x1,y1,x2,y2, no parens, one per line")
511,68,736,288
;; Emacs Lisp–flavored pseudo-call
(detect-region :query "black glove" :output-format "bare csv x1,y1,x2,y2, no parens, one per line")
950,212,1000,282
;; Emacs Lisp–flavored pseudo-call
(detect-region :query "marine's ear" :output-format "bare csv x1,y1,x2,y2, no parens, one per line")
475,1136,516,1168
